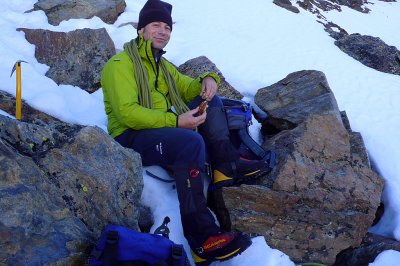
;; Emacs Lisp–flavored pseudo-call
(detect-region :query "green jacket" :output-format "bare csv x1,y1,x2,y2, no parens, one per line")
101,35,220,138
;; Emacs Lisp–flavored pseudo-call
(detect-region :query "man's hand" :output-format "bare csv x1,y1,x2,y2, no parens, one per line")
177,107,207,129
200,76,217,101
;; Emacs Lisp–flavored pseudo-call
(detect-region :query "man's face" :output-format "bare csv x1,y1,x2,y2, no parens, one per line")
138,21,171,51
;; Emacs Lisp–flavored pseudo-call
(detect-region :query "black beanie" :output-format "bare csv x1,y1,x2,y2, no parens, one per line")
138,0,173,30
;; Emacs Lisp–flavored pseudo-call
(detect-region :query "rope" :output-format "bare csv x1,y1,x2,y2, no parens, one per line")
159,61,189,115
123,38,189,115
124,39,153,109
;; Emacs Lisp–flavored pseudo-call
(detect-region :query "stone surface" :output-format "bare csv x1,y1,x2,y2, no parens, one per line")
255,70,342,133
335,33,400,76
273,0,300,13
178,56,243,100
0,107,143,263
17,28,115,93
32,0,126,26
333,233,400,266
297,0,370,15
215,70,384,264
0,137,91,265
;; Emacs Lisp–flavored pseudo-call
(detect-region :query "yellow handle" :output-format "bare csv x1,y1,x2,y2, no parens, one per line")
15,62,22,120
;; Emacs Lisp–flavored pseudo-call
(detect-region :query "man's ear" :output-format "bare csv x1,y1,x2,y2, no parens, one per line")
138,28,144,34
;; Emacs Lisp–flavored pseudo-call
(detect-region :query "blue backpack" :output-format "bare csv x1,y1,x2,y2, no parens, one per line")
221,97,275,168
90,217,189,266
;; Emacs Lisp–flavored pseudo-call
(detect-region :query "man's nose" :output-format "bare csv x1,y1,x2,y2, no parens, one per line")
158,28,169,36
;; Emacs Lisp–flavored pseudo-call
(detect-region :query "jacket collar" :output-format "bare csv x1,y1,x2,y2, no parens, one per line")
136,34,166,62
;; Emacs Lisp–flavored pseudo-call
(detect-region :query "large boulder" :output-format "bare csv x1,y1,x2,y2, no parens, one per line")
0,137,90,265
32,0,126,26
17,28,115,93
214,70,384,264
178,56,243,100
0,105,143,263
255,70,342,130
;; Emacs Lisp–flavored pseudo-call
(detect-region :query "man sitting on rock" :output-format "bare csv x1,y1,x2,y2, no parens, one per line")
101,0,269,263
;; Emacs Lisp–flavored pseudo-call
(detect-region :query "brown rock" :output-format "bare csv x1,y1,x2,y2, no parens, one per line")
222,114,383,264
213,70,384,264
17,28,115,93
178,56,243,100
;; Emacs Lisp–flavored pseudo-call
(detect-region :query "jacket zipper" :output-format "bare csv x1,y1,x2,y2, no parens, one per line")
145,42,170,110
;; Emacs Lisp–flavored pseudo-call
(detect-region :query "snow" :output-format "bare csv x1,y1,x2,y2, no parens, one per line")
1,0,399,265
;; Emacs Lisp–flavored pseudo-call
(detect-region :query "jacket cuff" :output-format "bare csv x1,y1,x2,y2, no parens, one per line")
165,112,178,128
199,72,221,86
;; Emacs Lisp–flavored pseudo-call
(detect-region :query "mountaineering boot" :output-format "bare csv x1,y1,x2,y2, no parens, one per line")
213,157,270,188
190,230,252,265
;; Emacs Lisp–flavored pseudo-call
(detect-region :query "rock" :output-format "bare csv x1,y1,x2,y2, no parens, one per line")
341,111,371,167
0,137,91,265
32,0,126,26
273,0,300,13
0,90,66,123
39,126,143,235
335,33,400,76
255,70,342,134
17,28,115,93
333,233,400,266
323,21,348,40
178,56,243,100
213,70,384,264
0,106,143,263
297,0,370,14
138,205,154,233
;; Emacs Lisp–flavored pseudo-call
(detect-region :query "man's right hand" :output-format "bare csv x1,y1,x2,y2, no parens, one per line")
177,107,207,129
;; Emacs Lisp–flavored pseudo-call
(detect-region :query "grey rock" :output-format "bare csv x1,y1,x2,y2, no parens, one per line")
324,21,348,40
0,128,91,265
0,109,143,263
17,28,115,93
38,126,143,236
138,205,154,233
273,0,300,13
32,0,126,26
297,0,370,15
335,33,400,76
333,233,400,266
255,70,342,131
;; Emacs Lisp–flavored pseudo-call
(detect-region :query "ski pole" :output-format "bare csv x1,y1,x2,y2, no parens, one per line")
10,60,28,120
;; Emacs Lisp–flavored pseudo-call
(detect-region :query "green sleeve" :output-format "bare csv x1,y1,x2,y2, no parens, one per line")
162,59,221,103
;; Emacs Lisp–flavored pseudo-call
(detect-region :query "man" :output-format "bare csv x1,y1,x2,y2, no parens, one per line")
101,0,268,264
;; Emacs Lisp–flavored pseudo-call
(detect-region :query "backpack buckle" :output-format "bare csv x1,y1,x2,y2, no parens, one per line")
106,230,119,244
172,244,183,259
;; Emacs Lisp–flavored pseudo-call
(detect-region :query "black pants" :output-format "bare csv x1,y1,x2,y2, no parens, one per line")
115,96,224,247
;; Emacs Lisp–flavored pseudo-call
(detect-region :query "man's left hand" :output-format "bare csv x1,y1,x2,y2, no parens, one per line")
201,76,217,101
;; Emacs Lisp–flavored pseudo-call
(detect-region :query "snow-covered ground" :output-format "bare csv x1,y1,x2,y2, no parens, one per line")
1,0,400,265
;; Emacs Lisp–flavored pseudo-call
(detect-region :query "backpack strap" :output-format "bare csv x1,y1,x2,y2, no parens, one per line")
146,170,175,183
237,128,276,168
171,244,183,266
103,230,119,266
